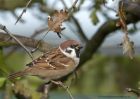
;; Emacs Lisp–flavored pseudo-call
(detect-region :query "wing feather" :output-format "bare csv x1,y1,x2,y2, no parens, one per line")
26,48,74,70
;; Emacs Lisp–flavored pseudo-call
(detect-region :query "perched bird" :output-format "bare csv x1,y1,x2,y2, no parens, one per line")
8,40,82,81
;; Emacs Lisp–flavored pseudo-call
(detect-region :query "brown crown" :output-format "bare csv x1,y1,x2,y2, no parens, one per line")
60,40,80,50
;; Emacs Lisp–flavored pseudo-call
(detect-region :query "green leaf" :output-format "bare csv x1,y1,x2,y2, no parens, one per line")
0,64,8,76
0,77,6,87
90,10,99,25
0,47,8,76
79,0,85,5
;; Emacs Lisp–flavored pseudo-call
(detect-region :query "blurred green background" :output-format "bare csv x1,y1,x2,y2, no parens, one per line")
0,0,140,99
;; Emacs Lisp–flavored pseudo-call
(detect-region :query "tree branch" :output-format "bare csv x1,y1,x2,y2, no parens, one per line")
72,16,88,42
0,32,51,52
79,13,139,67
79,19,119,66
0,24,34,60
123,0,140,18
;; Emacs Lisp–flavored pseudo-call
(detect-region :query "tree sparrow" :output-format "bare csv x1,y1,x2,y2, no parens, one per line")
9,40,82,81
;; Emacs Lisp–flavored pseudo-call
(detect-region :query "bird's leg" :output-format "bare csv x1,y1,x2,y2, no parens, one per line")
50,80,74,99
37,82,52,99
42,84,51,99
126,88,140,97
51,80,68,89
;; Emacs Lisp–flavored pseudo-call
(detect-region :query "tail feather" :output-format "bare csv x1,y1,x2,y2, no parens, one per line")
8,71,26,80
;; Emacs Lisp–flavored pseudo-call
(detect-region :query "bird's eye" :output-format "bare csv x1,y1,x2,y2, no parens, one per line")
70,45,74,48
70,44,78,48
66,49,72,53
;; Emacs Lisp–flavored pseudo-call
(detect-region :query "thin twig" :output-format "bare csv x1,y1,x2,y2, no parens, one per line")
0,24,33,60
15,0,32,25
51,80,74,99
31,29,50,53
61,0,78,13
104,5,117,12
11,11,25,24
31,26,48,38
0,32,51,52
61,0,68,10
32,0,79,53
60,0,88,42
126,88,140,97
4,26,48,57
69,0,78,13
72,17,88,42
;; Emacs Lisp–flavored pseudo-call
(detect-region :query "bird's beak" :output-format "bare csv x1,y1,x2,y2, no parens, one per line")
78,46,83,49
76,45,83,50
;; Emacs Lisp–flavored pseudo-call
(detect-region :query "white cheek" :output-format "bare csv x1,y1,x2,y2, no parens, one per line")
68,48,76,57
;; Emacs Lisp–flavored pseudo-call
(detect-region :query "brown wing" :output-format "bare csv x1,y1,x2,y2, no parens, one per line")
26,48,75,70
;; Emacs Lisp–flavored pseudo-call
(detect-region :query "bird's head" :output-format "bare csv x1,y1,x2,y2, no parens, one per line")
59,40,83,59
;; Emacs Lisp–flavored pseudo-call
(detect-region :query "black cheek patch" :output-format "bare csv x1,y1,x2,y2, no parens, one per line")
66,49,72,54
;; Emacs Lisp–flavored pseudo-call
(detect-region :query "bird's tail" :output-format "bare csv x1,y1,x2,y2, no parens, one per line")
8,71,26,80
